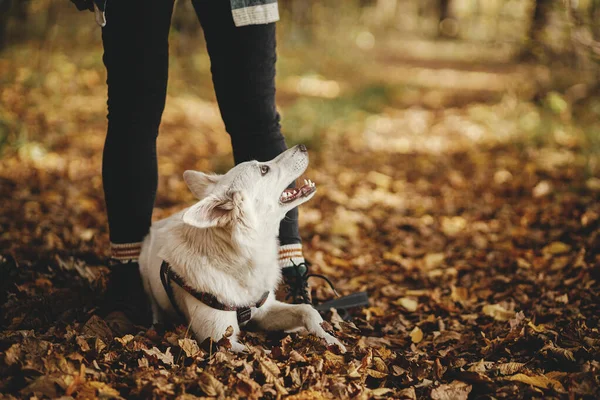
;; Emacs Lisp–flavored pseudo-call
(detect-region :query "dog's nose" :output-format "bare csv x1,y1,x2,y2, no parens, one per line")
298,144,307,152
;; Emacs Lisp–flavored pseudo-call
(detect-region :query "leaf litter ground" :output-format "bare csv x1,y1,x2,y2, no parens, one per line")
1,42,600,400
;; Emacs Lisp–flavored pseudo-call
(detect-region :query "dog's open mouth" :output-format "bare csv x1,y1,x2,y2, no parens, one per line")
280,179,316,204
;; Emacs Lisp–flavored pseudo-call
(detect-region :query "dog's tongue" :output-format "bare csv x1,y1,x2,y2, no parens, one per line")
280,179,316,203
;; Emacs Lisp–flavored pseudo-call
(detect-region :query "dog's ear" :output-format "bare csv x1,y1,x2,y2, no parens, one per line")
183,170,222,199
182,191,244,229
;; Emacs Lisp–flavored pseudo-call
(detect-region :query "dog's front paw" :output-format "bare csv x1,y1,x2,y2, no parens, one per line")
324,334,347,353
230,341,247,353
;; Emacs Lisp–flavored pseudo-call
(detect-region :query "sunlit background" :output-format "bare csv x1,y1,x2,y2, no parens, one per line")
0,0,598,257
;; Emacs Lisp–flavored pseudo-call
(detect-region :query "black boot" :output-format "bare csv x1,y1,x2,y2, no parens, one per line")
102,262,151,335
281,260,369,318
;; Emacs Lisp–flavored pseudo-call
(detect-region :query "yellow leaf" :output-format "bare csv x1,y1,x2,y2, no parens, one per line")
506,373,565,392
441,216,467,237
482,304,516,321
542,241,571,255
527,321,547,333
396,297,418,312
410,327,423,343
424,253,445,269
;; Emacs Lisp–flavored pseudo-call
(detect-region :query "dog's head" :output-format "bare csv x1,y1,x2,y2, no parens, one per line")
181,145,316,230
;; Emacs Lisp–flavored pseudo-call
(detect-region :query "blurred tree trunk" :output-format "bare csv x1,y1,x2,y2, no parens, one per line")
0,0,29,50
437,0,451,37
520,0,553,60
529,0,552,40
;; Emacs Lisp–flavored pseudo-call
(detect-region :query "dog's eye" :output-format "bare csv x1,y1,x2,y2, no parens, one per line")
260,165,270,175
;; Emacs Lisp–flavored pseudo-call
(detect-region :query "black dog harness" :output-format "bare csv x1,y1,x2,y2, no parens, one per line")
160,261,270,324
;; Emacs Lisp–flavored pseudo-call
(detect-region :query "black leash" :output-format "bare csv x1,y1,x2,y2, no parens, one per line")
160,261,269,324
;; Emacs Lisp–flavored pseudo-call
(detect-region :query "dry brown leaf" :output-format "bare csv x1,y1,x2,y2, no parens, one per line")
430,380,472,400
323,350,344,366
235,373,262,400
433,330,461,345
114,334,134,346
142,347,174,366
397,387,417,400
198,372,225,397
289,350,306,363
258,357,288,395
223,325,234,338
468,359,493,373
496,362,525,375
367,368,388,379
178,338,200,358
540,342,576,362
370,387,394,397
4,343,21,365
88,381,122,399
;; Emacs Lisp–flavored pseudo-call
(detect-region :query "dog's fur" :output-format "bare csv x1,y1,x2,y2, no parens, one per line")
139,145,345,353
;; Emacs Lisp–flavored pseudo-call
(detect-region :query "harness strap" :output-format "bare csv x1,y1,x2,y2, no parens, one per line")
159,261,269,324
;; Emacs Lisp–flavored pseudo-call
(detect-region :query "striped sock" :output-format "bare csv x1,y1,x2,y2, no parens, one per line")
278,243,305,269
110,242,143,263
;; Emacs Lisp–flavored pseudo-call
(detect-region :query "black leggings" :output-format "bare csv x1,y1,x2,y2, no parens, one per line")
101,0,299,246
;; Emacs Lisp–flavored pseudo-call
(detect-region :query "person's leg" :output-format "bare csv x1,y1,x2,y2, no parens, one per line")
101,0,175,326
102,0,174,260
192,0,303,269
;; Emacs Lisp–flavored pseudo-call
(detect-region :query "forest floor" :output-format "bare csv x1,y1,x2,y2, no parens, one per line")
1,11,600,399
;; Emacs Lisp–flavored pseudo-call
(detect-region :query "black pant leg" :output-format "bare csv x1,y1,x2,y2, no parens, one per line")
101,0,175,245
192,0,301,245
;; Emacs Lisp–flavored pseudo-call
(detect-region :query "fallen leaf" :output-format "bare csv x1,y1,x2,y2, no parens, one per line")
88,381,122,399
540,342,575,362
430,380,472,400
533,180,553,197
178,338,200,358
410,326,424,343
396,297,418,312
506,373,565,392
370,387,393,396
142,347,174,366
198,372,225,397
397,387,417,399
496,362,526,375
482,304,516,321
441,216,467,237
542,241,571,255
114,334,134,346
258,357,288,395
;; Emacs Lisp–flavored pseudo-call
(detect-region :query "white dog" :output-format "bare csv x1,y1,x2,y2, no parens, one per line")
139,145,346,353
